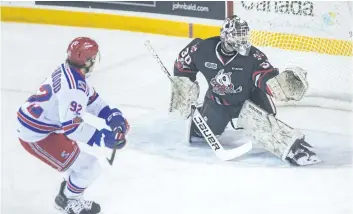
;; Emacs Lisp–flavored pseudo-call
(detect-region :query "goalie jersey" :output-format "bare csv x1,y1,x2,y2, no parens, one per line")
17,62,107,143
174,37,279,106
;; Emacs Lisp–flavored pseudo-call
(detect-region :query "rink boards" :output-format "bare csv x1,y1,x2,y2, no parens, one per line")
1,2,352,56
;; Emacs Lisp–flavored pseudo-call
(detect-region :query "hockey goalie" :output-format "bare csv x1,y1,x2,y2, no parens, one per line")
170,15,322,166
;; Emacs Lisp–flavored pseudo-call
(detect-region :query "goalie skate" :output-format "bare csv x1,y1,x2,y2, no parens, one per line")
54,181,101,214
286,138,322,166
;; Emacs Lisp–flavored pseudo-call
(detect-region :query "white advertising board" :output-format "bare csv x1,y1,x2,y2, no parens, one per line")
234,1,352,40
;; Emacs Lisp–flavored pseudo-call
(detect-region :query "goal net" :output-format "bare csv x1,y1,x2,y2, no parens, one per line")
230,1,353,111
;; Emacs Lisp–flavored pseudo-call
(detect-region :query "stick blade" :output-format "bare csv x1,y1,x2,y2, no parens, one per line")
217,141,253,161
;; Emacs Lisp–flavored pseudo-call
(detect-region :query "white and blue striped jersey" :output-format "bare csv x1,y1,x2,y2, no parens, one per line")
17,62,108,143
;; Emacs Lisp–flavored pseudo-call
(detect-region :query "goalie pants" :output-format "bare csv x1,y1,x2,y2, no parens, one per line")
193,88,276,136
19,133,101,197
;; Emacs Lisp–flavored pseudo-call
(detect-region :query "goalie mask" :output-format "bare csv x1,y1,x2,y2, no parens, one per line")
220,15,251,56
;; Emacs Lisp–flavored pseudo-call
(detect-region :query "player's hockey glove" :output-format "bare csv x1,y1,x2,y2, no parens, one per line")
105,108,127,131
100,127,128,149
95,107,130,149
87,122,129,149
99,107,128,132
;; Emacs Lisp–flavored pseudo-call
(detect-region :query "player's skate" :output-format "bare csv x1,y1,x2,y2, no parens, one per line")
55,181,101,214
285,138,322,166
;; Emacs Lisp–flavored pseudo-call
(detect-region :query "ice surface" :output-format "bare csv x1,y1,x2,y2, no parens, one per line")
1,23,352,214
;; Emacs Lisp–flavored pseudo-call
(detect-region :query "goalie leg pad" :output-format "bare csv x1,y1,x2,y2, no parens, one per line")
237,100,302,160
237,100,321,165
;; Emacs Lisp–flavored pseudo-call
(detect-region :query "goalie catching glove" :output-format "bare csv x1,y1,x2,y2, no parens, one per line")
169,76,200,118
267,67,309,101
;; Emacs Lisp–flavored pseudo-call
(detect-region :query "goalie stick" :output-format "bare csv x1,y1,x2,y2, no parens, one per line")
144,40,252,161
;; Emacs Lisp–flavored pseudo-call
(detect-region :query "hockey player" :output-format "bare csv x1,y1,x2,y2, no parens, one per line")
172,15,321,166
16,37,130,214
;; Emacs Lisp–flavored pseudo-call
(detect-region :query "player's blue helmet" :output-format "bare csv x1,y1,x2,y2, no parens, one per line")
220,15,251,56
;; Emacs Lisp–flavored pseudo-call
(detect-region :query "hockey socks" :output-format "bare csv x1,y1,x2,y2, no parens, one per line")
64,176,86,198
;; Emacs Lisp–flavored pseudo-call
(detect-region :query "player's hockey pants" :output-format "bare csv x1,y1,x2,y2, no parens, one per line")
19,133,101,193
195,87,276,136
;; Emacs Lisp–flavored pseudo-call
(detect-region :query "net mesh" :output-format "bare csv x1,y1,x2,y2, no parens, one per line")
237,2,353,111
250,31,352,57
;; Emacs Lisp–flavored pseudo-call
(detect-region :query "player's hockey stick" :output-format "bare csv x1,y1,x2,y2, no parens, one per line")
107,149,117,165
144,40,252,161
106,128,127,166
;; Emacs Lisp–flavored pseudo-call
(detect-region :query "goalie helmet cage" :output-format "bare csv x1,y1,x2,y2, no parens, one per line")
226,1,353,112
